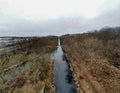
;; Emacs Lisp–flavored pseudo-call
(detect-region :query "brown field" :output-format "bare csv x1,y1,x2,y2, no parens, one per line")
61,27,120,93
0,36,58,93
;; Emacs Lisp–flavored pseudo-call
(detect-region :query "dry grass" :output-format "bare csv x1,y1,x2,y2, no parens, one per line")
1,56,55,93
0,36,57,71
61,27,120,93
0,36,57,93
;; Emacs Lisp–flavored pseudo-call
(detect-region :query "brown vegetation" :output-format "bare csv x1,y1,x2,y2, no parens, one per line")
1,57,55,93
61,27,120,93
0,36,57,93
0,36,57,72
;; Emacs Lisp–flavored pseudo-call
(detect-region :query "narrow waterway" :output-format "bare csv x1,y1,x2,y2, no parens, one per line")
0,54,49,84
52,39,77,93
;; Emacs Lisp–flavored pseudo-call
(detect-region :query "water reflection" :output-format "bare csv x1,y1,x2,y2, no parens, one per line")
52,39,77,93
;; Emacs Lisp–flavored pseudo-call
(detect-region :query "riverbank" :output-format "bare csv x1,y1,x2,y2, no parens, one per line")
1,56,55,93
0,36,57,93
52,40,77,93
61,28,120,93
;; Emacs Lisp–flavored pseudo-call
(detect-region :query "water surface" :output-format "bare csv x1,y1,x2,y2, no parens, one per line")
52,39,77,93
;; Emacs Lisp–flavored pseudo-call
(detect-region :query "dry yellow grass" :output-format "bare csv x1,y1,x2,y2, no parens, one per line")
0,36,57,93
61,28,120,93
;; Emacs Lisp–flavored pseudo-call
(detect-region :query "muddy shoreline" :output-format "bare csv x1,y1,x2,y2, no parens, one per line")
63,50,80,93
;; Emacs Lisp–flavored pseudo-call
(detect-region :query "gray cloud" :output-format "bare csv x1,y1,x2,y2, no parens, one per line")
0,1,120,36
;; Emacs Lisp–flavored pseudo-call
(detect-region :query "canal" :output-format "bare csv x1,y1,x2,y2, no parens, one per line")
52,39,77,93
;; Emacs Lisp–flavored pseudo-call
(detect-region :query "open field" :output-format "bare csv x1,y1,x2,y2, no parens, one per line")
0,36,58,93
1,27,120,93
61,27,120,93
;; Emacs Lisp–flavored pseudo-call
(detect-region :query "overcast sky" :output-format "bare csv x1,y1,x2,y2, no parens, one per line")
0,0,120,36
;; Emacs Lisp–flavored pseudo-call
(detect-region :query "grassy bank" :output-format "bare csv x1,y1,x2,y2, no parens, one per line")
0,36,57,72
61,27,120,93
0,36,57,93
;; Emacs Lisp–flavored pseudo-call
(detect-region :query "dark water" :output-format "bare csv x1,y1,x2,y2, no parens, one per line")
0,54,49,85
0,61,30,84
52,39,77,93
